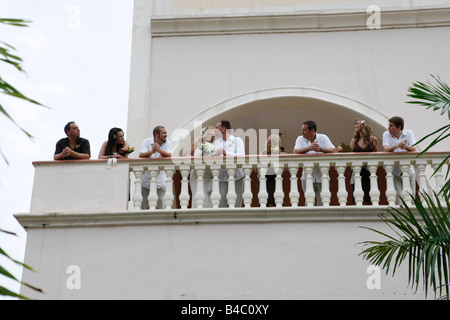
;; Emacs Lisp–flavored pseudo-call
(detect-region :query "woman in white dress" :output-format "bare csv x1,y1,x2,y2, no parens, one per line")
188,126,216,208
260,134,284,207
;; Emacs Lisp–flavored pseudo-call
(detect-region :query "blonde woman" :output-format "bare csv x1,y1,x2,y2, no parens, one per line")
261,134,284,207
350,119,378,152
350,119,379,204
189,126,216,208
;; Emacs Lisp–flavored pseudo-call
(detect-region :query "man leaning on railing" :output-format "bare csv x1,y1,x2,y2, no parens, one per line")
139,126,172,209
293,120,336,206
382,116,417,204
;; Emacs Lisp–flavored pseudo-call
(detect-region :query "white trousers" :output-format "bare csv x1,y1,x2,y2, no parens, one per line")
141,187,165,209
219,178,244,208
301,180,323,206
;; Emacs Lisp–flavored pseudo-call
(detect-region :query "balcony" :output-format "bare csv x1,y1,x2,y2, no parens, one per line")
15,151,450,300
16,152,448,229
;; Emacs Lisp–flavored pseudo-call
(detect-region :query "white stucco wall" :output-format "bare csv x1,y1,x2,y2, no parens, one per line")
20,220,430,300
127,1,450,154
30,161,130,213
147,27,449,144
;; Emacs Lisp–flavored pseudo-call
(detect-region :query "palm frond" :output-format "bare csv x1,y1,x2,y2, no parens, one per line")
407,75,450,198
407,74,450,120
0,18,31,27
359,192,450,299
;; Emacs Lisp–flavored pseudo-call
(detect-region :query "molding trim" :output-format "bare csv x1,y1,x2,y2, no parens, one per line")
16,206,414,229
151,7,450,37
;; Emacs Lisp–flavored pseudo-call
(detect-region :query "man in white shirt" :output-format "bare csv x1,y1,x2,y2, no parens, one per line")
382,116,416,204
214,120,245,208
293,120,336,206
139,126,172,209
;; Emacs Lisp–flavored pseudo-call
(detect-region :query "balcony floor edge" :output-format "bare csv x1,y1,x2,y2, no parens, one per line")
13,205,424,229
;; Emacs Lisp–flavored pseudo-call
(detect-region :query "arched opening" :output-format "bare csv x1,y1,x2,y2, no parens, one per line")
176,87,389,154
169,87,394,208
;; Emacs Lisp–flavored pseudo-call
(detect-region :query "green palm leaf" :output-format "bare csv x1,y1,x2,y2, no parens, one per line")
0,18,49,165
0,18,31,27
407,74,450,120
407,75,450,197
359,192,450,299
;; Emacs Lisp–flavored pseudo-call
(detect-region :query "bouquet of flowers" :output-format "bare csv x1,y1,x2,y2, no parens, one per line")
199,142,215,156
120,146,135,156
337,143,352,153
265,146,280,155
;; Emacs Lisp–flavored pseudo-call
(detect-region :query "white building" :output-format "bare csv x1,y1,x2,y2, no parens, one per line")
16,0,450,300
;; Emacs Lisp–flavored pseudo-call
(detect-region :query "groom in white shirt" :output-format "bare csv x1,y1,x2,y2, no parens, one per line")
214,120,245,208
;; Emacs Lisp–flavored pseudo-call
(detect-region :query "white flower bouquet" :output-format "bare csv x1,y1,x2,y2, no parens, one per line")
199,141,215,156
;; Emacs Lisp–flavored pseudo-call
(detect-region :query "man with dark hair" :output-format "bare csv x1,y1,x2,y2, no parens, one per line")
54,122,91,160
383,116,416,204
218,120,231,130
387,116,404,130
214,120,245,208
383,116,415,152
139,126,172,209
293,120,336,206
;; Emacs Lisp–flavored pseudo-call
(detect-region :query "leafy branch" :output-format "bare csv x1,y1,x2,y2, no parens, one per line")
0,18,49,164
0,17,46,299
0,229,43,299
407,75,450,197
359,192,450,299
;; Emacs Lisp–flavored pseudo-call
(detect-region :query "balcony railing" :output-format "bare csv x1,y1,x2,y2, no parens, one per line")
128,152,448,211
16,151,448,229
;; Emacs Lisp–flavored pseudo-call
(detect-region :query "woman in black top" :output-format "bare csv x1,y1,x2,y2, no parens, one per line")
350,119,379,204
98,127,130,159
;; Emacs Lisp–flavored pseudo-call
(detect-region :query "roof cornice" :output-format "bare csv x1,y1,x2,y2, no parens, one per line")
151,7,450,37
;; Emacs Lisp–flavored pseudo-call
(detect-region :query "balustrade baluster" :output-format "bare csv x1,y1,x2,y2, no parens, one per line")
132,167,144,210
368,162,380,206
400,162,413,205
352,164,364,206
415,160,430,201
148,165,159,210
210,164,222,209
194,165,206,208
179,165,191,210
242,164,253,208
432,162,445,204
274,166,284,207
336,162,348,207
226,165,237,208
303,165,315,207
257,164,268,207
319,164,331,206
288,163,300,207
384,163,397,206
164,165,175,210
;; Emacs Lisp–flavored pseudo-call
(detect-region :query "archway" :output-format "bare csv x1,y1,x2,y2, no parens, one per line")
170,87,392,207
175,87,389,154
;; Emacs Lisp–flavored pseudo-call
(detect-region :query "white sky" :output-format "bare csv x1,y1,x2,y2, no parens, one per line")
0,0,134,298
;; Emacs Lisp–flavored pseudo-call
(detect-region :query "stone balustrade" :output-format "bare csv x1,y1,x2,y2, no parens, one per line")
15,151,448,229
128,152,448,211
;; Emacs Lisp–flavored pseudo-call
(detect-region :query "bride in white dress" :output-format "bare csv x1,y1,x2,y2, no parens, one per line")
188,126,216,208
